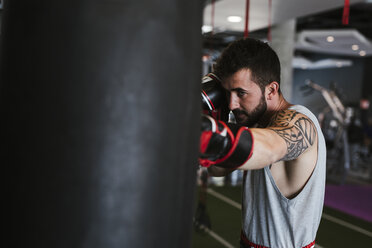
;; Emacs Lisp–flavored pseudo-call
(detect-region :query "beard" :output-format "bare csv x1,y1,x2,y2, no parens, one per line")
232,94,267,127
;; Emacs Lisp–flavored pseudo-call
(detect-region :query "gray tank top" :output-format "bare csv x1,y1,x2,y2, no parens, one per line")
241,105,326,248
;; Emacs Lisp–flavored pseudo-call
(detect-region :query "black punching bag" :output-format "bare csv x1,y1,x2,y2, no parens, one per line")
1,1,201,247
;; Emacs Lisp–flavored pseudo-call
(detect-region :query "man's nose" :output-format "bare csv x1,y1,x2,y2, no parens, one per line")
228,93,239,110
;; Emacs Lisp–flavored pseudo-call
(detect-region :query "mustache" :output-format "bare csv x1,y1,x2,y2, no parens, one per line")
232,109,248,117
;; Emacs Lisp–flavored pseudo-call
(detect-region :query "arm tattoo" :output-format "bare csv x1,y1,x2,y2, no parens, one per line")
268,110,298,127
269,110,316,161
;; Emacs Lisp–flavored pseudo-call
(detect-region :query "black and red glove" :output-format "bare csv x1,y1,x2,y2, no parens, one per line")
199,115,254,169
201,73,226,112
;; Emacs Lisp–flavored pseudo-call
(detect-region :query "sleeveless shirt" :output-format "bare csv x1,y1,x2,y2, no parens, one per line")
241,105,326,248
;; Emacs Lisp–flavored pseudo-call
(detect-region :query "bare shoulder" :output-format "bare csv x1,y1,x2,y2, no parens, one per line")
267,109,317,161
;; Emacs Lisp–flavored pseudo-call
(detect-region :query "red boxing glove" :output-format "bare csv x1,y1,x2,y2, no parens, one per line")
199,115,254,169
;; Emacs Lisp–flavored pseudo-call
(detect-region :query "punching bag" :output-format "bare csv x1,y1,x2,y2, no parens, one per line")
1,1,202,247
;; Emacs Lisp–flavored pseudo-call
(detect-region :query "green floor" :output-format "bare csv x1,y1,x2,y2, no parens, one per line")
191,185,372,248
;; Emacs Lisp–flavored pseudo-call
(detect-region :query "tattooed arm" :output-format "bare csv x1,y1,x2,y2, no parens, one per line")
237,109,318,171
268,110,317,161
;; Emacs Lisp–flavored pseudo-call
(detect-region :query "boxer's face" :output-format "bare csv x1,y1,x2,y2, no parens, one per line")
222,69,267,127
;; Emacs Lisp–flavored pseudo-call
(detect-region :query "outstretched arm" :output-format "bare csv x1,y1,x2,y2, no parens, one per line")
238,109,317,170
200,109,318,174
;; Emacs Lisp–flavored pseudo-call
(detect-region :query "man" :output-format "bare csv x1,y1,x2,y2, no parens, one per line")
199,38,326,248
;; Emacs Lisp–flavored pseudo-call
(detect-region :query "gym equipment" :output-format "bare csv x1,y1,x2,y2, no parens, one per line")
1,1,202,247
302,80,372,184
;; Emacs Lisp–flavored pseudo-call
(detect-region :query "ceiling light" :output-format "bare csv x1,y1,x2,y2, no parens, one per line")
201,25,213,33
326,36,334,42
336,62,343,67
359,50,366,56
351,44,359,51
227,16,242,23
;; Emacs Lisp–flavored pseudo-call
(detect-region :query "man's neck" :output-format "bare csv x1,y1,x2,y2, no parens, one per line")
258,95,291,127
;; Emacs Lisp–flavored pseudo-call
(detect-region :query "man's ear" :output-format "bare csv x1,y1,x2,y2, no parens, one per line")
266,81,280,100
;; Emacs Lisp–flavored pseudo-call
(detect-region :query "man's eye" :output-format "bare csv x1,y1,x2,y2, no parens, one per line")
237,91,246,97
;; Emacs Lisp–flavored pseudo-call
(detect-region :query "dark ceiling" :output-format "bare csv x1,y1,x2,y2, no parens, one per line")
296,2,372,39
203,2,372,50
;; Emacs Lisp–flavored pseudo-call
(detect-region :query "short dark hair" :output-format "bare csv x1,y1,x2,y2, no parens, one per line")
214,38,281,93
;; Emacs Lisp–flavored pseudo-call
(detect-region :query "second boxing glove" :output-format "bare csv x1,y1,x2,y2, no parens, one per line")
201,73,226,111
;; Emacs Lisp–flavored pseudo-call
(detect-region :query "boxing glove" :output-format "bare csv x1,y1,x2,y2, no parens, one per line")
201,73,226,111
199,115,254,169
